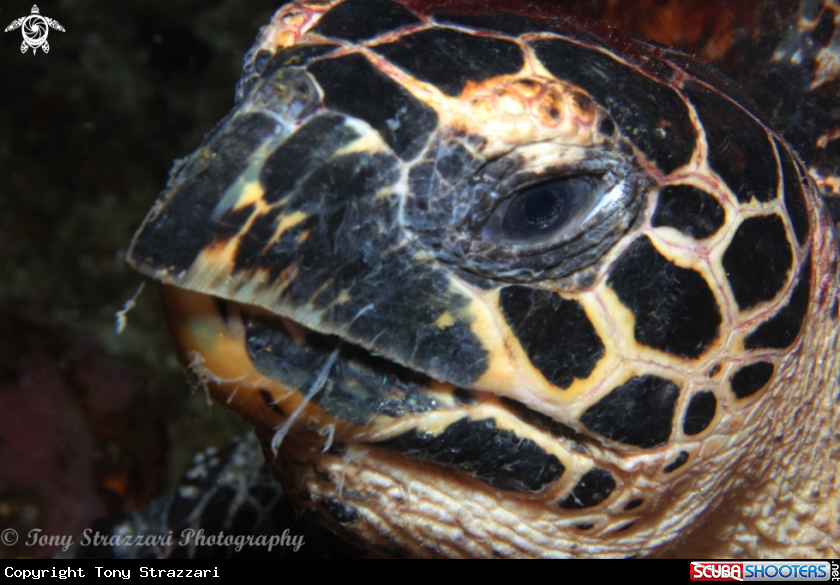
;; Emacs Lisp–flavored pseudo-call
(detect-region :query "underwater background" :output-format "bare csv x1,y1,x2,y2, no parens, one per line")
0,0,283,557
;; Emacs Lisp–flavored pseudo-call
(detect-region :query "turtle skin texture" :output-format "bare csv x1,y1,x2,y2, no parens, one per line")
127,0,840,558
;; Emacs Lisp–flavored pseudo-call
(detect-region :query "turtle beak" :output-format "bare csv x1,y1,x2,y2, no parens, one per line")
157,283,465,437
126,66,496,392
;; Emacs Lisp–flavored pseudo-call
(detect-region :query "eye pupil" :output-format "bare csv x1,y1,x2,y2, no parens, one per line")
519,187,565,228
501,176,594,241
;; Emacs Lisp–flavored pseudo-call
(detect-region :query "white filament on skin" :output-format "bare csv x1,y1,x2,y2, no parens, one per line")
114,282,145,335
225,382,243,405
271,345,341,457
186,351,246,406
320,423,336,453
271,302,370,457
350,303,374,324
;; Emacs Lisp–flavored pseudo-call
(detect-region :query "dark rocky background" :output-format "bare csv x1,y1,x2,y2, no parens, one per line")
0,0,284,557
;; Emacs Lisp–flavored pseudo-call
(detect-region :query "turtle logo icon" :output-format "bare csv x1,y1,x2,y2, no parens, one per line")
5,5,65,55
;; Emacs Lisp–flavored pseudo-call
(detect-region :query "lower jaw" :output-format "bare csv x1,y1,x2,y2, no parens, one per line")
158,283,474,440
158,284,658,557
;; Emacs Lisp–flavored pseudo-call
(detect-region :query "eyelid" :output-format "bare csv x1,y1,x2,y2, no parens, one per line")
401,145,645,284
583,180,626,223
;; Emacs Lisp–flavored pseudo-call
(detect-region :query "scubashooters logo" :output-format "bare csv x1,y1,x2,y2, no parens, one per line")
692,563,744,582
4,5,65,54
691,561,834,581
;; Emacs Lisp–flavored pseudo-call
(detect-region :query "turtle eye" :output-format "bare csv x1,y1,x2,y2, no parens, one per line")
499,176,598,241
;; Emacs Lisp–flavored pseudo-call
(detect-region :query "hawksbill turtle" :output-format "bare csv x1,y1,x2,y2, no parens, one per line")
124,0,840,558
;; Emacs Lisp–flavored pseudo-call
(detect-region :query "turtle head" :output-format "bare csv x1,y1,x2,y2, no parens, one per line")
127,0,839,558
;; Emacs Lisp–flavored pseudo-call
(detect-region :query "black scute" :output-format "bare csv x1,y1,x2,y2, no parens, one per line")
377,418,565,493
373,28,524,97
607,236,721,359
662,451,689,473
682,390,717,436
499,285,604,389
533,38,696,175
624,498,644,511
258,114,360,205
730,362,774,399
308,53,439,160
581,375,680,448
558,468,616,509
312,0,422,42
682,80,778,204
722,215,793,311
652,184,725,239
744,254,811,350
129,113,279,275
